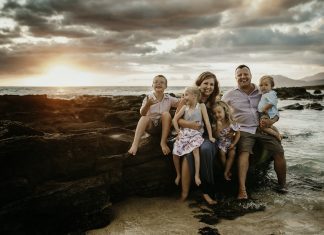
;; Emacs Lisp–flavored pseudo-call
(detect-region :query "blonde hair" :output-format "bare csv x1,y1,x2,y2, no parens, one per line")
259,75,275,88
212,100,235,124
185,86,201,102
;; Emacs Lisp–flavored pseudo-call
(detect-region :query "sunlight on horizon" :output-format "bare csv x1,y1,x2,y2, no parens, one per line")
19,64,101,87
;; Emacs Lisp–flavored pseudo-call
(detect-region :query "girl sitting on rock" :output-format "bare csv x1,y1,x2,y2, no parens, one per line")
213,101,240,181
172,87,215,187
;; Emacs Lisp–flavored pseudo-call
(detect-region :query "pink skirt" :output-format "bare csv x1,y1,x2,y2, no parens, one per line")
173,128,204,156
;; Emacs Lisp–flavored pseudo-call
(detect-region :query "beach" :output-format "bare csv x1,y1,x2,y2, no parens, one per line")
0,87,323,234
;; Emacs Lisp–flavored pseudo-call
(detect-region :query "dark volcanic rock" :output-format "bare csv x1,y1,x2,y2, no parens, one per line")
281,102,323,111
0,120,44,139
305,102,323,110
274,87,323,100
0,94,176,234
314,89,321,94
281,103,304,110
0,95,271,234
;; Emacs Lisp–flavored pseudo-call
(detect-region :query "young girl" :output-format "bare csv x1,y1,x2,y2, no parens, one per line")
128,75,179,156
213,101,240,181
172,87,215,186
258,75,281,141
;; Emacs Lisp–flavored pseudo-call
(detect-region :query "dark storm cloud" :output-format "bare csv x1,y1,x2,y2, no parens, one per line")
0,0,323,78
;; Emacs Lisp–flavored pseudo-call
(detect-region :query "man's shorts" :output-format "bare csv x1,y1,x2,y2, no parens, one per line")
237,129,284,155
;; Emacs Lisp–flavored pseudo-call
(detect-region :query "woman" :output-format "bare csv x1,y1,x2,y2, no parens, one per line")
178,71,220,204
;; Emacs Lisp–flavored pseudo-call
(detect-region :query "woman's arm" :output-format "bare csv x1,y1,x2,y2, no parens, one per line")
201,104,215,142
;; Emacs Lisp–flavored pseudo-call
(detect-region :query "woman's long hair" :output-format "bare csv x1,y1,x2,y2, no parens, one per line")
195,71,219,107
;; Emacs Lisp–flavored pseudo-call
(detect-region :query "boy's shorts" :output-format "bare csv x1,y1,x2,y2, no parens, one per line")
237,130,284,155
146,119,162,135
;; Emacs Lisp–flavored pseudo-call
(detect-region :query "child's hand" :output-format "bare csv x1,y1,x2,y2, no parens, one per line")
209,137,216,143
178,97,186,106
229,143,235,150
225,130,234,139
146,95,158,106
176,131,181,140
190,121,201,131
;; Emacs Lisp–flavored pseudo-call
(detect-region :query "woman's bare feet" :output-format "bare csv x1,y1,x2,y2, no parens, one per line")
160,142,171,155
224,171,232,181
175,175,181,186
202,194,217,205
179,192,188,202
128,144,138,156
237,188,248,200
195,175,201,186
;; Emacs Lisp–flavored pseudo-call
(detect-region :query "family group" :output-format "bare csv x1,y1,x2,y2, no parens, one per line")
127,65,287,204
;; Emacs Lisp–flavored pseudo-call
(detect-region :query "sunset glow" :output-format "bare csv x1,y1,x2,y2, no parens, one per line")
20,64,99,87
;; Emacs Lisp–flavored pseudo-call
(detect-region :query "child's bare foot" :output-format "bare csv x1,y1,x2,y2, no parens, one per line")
128,145,138,156
195,175,201,186
224,171,232,181
160,142,171,155
237,188,248,200
175,175,181,186
202,194,217,205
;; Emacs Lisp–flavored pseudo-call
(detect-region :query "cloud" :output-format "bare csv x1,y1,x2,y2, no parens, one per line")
0,0,323,81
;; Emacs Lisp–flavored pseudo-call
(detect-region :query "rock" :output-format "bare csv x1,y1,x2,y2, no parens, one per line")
0,95,272,234
314,89,322,94
274,87,323,100
0,120,174,233
0,120,44,139
280,102,323,111
305,102,323,110
281,103,304,110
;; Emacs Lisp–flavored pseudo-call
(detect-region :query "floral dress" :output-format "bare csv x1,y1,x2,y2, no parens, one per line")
217,123,240,153
173,104,204,156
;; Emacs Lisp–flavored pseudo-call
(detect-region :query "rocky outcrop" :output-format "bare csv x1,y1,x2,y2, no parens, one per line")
0,95,176,234
280,102,323,111
0,95,270,234
274,87,323,100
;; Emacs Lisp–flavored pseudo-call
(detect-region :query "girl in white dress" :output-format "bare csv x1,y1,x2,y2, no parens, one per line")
172,87,215,186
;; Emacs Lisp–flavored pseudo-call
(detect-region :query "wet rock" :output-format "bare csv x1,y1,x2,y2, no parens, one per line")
0,119,174,234
314,89,321,94
305,102,323,110
274,87,323,100
0,120,44,139
281,103,304,110
0,95,271,234
281,102,323,111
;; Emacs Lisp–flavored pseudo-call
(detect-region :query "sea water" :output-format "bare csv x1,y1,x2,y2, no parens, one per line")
1,86,323,234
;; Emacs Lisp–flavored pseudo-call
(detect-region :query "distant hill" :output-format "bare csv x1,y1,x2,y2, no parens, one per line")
271,73,324,88
299,72,324,86
271,75,306,87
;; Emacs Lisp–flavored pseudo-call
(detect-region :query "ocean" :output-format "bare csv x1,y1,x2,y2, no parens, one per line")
1,86,323,234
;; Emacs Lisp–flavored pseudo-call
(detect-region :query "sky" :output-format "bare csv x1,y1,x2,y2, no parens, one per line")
0,0,323,87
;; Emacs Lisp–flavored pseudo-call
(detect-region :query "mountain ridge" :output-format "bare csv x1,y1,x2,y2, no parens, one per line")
270,73,324,87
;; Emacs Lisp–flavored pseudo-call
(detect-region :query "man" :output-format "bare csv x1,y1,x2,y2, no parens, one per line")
222,64,287,199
